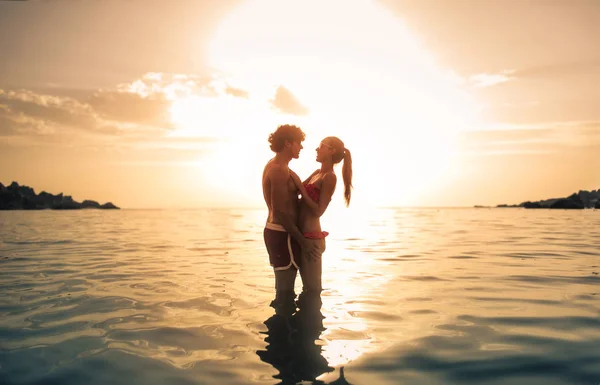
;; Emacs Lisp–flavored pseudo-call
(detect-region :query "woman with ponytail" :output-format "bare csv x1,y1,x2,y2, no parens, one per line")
290,136,353,297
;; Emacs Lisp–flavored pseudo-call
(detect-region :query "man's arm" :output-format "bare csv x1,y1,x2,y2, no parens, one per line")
270,165,306,244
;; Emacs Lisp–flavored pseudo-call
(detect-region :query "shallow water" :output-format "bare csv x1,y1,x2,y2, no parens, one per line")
0,208,598,385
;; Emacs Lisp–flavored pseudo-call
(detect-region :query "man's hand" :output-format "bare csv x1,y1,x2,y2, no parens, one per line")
302,239,321,262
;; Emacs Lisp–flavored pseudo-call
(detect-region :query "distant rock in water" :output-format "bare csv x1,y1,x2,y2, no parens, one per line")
521,201,542,209
497,189,599,210
549,193,584,209
0,181,119,210
81,200,101,209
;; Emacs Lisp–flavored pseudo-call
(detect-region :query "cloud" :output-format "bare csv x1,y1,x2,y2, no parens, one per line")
118,72,210,99
483,120,600,131
0,71,200,141
459,120,600,155
514,61,600,78
468,70,515,88
87,91,173,129
0,90,99,133
225,86,249,99
117,72,250,100
0,87,172,146
466,61,600,88
269,85,309,116
0,72,279,153
0,106,21,136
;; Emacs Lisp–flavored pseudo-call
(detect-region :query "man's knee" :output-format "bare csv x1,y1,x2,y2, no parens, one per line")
275,267,297,283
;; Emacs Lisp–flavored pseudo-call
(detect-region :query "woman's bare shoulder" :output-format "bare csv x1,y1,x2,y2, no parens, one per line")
322,172,336,183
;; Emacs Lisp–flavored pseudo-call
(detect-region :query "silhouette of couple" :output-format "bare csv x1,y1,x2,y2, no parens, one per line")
258,124,354,384
261,124,353,312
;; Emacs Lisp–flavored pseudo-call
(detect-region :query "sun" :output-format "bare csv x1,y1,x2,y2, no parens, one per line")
174,0,482,207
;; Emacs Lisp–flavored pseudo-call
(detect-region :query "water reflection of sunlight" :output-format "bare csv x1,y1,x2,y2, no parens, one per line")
321,339,373,369
317,208,402,367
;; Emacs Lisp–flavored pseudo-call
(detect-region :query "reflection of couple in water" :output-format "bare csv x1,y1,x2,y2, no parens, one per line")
256,291,333,384
259,124,354,384
257,291,353,385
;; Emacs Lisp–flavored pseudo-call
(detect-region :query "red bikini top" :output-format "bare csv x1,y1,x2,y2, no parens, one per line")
303,183,320,202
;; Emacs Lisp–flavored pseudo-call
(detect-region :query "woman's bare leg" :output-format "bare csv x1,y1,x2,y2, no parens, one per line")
299,239,324,294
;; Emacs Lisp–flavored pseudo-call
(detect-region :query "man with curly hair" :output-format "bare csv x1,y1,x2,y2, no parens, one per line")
262,124,318,314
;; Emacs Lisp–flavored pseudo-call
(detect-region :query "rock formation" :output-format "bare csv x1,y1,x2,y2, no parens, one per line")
497,189,599,209
0,181,119,210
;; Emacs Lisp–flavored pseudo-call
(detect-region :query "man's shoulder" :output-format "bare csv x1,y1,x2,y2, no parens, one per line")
264,161,289,177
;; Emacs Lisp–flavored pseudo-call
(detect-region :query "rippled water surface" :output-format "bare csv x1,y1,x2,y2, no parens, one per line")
0,208,599,385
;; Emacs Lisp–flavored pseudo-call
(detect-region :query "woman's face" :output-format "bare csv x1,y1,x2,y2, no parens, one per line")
315,140,334,163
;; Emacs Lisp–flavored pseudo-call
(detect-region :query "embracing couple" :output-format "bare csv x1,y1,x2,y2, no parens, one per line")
261,124,353,314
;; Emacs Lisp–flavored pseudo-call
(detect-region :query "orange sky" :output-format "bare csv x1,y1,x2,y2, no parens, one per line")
1,0,599,208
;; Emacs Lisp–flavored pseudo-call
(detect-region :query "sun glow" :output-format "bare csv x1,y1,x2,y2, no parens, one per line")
169,93,269,139
169,0,482,207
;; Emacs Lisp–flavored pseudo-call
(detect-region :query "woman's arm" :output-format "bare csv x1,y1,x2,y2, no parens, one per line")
310,172,336,217
303,170,319,185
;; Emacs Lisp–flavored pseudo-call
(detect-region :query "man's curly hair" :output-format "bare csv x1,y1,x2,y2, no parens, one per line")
268,124,306,152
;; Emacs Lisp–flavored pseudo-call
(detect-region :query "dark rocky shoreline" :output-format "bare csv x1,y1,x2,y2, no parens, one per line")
496,189,600,210
0,182,119,210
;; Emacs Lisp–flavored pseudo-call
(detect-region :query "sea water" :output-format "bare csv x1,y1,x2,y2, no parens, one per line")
0,208,598,385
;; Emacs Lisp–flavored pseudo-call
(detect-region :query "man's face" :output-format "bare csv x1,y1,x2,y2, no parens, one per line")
290,140,303,159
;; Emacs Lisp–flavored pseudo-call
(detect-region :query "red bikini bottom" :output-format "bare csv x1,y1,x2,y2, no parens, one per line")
303,231,329,239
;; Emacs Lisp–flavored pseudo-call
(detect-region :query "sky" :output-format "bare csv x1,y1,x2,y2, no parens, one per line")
0,0,599,208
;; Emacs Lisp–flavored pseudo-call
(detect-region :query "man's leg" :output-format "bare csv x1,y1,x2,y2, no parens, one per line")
275,267,297,293
273,267,298,315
